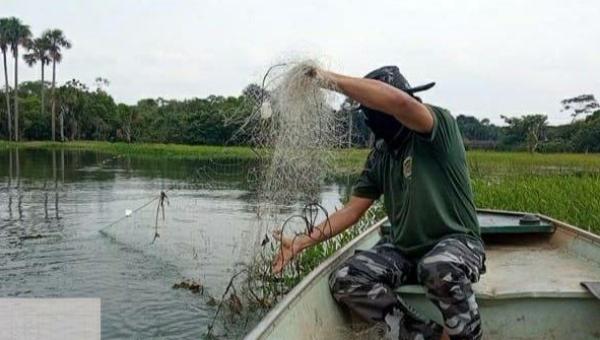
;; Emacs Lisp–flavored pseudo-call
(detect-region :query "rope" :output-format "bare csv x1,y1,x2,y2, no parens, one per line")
99,188,174,232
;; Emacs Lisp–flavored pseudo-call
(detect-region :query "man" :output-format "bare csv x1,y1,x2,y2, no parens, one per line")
272,65,485,340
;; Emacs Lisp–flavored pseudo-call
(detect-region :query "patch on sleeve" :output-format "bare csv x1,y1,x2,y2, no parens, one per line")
403,156,412,179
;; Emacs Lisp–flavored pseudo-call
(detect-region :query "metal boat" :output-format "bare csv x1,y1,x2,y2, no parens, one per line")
246,209,600,340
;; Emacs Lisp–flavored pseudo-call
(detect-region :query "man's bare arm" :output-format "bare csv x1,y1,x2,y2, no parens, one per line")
272,196,374,273
320,70,434,134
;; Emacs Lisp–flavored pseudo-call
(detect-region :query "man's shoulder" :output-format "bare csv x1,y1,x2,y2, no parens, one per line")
424,103,462,136
425,103,454,119
418,103,465,154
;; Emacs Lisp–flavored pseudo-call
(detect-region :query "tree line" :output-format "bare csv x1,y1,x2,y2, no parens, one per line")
1,73,599,153
1,17,599,152
454,95,600,153
3,76,599,154
0,79,254,145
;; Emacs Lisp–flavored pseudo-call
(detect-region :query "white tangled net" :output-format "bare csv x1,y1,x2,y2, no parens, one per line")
239,59,347,250
98,59,356,338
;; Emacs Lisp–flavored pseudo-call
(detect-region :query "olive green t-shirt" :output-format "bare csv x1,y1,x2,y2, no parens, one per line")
353,104,480,258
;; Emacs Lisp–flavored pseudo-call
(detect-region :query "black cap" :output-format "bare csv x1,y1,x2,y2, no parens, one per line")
363,65,435,94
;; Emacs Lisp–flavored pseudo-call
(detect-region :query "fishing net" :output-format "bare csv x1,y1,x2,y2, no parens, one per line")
238,60,347,251
99,59,354,336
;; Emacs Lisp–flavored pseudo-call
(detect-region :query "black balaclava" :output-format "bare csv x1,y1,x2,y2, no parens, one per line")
360,66,435,150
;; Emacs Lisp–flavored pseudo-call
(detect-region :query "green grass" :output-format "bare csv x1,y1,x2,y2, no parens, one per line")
2,141,600,233
0,141,258,160
332,148,371,173
0,141,371,169
464,151,600,233
473,175,600,233
468,150,600,176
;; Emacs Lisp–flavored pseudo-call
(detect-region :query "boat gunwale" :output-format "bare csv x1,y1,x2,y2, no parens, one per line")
244,218,387,340
477,208,600,245
537,212,600,245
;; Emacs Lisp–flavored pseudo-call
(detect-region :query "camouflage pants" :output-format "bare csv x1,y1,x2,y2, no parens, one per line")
329,236,486,340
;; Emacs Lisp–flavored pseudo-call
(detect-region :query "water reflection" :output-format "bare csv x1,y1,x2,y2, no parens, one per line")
3,149,68,223
0,147,358,338
7,148,12,220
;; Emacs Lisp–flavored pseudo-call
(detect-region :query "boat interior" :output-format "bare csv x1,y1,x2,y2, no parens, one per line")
245,210,600,340
396,210,600,300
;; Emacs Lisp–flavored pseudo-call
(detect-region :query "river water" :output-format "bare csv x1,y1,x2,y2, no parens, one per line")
0,148,351,339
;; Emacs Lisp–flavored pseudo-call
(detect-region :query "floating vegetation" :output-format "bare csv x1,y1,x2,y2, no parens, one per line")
19,234,46,240
206,296,219,306
172,279,204,294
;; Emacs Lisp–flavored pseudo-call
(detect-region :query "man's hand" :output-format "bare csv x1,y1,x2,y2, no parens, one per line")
304,65,335,90
271,229,304,274
270,196,374,274
303,64,318,78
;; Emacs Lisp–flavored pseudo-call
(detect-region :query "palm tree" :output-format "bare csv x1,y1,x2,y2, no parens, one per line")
0,18,12,140
42,29,71,142
24,36,51,134
7,17,31,142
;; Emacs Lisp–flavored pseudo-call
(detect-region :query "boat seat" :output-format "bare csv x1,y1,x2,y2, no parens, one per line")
397,240,600,299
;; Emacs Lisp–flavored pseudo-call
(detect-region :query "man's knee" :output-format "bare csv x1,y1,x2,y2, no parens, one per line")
328,263,351,297
417,257,469,299
328,251,383,298
328,254,364,299
418,238,483,298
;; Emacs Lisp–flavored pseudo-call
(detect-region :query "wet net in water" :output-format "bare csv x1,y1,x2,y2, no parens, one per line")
99,59,354,337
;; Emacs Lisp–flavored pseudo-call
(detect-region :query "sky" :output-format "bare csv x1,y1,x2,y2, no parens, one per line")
3,0,600,125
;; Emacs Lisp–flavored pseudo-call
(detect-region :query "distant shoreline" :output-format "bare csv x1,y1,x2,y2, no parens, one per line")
0,140,259,159
3,140,600,233
0,141,372,174
3,140,600,174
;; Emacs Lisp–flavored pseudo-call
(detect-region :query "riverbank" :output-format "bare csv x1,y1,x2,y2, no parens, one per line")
0,141,258,160
4,140,600,173
0,141,371,174
3,140,600,233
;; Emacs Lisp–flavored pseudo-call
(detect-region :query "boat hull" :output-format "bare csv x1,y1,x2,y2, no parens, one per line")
246,211,600,340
